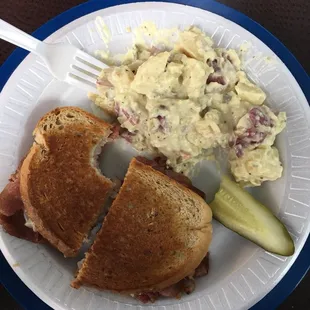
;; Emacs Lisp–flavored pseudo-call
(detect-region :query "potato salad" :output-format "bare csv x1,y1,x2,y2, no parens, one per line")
91,25,286,186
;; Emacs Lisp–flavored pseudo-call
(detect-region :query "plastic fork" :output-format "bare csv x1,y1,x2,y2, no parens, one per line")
0,19,108,92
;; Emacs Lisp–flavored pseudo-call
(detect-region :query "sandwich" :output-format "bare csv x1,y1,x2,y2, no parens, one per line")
0,106,212,301
71,157,212,302
0,107,116,257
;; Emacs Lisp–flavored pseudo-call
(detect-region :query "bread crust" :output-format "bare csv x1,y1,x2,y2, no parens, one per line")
20,107,114,257
72,158,212,292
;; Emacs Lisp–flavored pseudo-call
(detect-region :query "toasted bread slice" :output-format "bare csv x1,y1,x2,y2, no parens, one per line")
72,158,212,293
20,107,114,257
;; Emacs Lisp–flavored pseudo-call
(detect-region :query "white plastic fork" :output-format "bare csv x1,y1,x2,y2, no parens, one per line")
0,19,109,92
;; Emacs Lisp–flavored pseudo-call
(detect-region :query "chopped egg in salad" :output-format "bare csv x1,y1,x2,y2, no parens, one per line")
90,24,286,186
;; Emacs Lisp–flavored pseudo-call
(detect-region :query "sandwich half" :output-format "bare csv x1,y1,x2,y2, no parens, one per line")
71,157,212,300
19,107,114,257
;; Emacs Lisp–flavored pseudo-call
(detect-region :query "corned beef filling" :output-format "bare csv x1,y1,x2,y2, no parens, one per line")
0,163,44,243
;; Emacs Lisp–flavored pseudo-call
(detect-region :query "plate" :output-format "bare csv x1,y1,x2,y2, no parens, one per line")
0,1,309,310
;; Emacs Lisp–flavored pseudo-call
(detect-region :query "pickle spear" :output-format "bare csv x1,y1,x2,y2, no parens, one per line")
210,176,295,256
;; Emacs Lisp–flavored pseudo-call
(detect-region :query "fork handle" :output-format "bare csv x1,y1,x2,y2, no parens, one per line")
0,19,44,55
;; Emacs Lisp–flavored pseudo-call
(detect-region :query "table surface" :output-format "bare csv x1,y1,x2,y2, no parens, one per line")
0,0,309,309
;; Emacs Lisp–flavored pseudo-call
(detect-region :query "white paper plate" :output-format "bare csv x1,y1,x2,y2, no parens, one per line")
0,2,310,310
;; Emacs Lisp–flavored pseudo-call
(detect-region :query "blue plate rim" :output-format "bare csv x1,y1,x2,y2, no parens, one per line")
0,0,309,310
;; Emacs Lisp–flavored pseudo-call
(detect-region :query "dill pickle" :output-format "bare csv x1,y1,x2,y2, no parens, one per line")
210,176,295,256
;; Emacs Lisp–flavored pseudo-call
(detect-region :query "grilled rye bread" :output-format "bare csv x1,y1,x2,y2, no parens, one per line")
20,107,114,257
72,158,212,293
